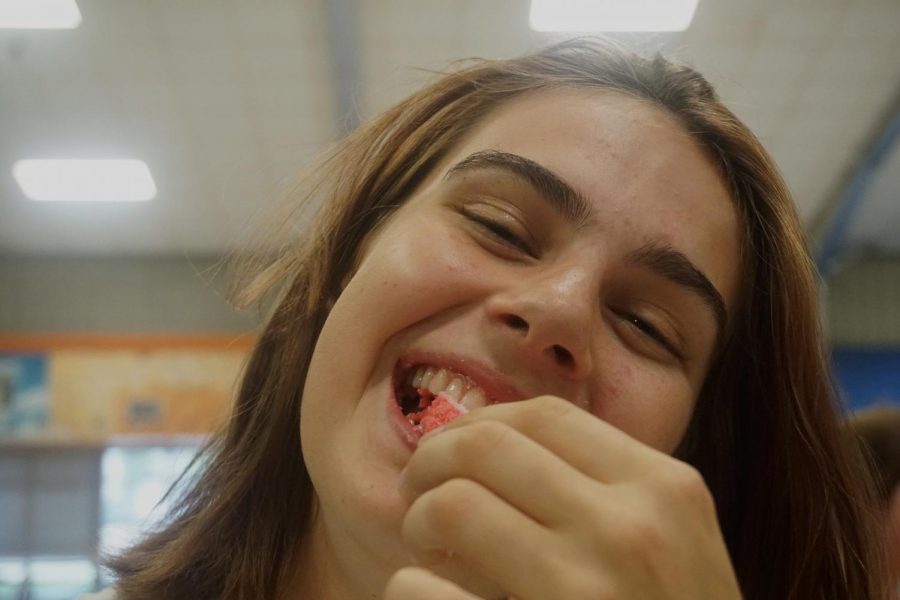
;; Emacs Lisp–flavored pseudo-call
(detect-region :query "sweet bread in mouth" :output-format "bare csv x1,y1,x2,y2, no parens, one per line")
407,391,468,435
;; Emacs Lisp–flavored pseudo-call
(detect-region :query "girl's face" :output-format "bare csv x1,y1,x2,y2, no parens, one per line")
300,89,741,576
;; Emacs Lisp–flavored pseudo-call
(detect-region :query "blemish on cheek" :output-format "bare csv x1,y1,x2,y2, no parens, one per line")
605,363,634,400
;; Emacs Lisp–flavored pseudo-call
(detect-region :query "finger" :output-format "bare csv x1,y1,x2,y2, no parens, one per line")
402,419,601,527
402,477,558,600
432,395,661,483
384,567,485,600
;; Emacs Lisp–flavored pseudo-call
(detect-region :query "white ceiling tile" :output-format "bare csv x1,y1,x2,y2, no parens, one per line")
807,42,899,92
155,0,234,43
759,2,845,42
230,1,321,42
2,1,899,256
683,0,769,46
252,81,329,119
744,42,817,88
834,1,900,42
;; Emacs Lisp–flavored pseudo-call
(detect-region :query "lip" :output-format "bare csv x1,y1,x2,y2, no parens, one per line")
392,350,528,407
388,350,528,450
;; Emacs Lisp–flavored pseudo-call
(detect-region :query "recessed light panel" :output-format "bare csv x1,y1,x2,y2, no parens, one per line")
530,0,699,32
0,0,82,29
13,159,157,202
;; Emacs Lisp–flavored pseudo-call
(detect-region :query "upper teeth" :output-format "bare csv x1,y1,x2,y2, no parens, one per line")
407,366,489,410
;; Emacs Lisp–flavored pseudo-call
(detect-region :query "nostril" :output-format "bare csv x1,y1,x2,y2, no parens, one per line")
502,313,529,331
551,344,574,368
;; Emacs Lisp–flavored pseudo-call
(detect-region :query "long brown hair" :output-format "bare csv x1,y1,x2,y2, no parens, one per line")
107,38,889,599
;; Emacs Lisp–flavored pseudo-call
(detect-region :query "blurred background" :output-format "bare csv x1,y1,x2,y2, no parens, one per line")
1,0,899,597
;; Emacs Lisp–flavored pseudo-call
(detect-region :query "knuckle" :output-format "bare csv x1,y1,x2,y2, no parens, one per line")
660,462,715,508
614,510,666,553
515,395,574,431
531,394,574,417
422,478,476,532
597,507,671,585
453,420,511,461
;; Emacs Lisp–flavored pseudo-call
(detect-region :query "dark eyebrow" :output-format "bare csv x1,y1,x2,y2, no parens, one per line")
445,150,591,227
628,242,728,342
446,151,728,343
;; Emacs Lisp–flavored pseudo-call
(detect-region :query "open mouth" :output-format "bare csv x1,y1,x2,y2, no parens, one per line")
394,365,491,435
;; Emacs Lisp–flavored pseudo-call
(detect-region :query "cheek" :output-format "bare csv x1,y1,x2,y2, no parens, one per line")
349,217,490,325
304,216,489,402
595,362,696,454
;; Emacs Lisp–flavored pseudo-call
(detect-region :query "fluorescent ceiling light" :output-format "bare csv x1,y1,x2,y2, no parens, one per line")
13,159,157,202
530,0,699,32
0,0,82,29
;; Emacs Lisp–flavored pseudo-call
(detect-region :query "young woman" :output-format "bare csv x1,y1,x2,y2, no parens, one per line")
104,38,889,599
849,405,900,596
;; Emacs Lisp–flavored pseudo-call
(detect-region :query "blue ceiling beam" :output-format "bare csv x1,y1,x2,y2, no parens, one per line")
817,97,900,276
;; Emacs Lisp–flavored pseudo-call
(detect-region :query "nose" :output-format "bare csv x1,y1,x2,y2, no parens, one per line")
486,266,596,379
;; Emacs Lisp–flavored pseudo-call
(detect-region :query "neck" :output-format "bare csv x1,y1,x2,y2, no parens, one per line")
281,503,388,600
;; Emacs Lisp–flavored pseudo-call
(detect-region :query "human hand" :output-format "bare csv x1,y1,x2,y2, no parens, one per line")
383,396,742,599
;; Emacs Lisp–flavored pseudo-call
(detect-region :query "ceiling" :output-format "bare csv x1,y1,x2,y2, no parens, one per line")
1,0,898,260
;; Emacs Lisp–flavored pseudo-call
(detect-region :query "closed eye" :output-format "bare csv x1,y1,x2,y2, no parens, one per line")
619,311,684,361
462,208,535,256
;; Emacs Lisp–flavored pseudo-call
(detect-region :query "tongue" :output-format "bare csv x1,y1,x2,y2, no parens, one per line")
414,392,468,435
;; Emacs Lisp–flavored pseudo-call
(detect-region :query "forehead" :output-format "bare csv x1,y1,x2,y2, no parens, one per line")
443,88,728,219
428,87,742,311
